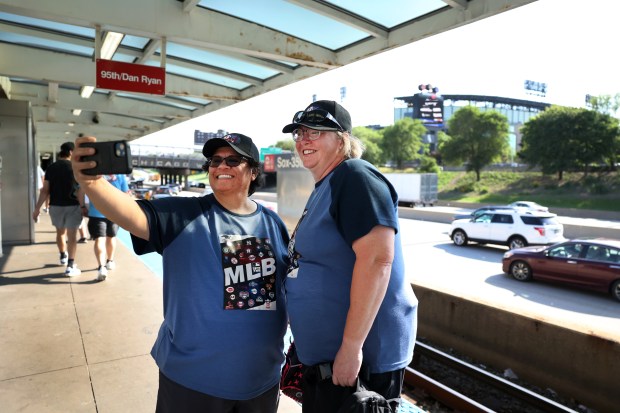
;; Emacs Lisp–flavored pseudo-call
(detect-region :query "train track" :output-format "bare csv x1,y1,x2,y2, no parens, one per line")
404,341,580,413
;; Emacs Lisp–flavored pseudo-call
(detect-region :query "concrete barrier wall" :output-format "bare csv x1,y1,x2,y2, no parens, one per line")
413,285,619,413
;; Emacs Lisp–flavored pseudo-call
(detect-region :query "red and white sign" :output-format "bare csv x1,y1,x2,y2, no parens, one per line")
96,59,165,95
263,154,276,173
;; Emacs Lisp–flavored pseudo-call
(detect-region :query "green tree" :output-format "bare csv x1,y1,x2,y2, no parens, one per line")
520,106,619,179
418,156,441,173
353,126,383,166
440,106,509,181
589,93,620,117
273,140,295,152
381,117,426,168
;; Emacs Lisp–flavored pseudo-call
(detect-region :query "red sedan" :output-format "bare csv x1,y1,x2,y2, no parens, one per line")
502,238,620,302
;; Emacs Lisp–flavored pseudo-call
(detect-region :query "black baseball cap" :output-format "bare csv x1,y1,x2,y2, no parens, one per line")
202,133,260,163
282,100,352,133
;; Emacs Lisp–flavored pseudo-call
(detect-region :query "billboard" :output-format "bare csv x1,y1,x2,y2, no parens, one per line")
412,84,444,128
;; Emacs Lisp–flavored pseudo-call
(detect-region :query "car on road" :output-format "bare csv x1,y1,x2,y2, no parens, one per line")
502,238,620,301
450,209,565,249
166,183,182,195
132,188,153,200
189,181,206,188
152,185,176,199
452,205,516,221
507,201,549,213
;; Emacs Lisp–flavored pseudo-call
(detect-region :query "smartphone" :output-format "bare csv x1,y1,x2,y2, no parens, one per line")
81,140,133,175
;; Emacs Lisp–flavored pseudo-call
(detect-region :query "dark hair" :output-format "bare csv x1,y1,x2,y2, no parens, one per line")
201,159,263,196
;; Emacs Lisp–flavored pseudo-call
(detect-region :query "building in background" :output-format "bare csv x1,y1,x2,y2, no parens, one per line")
394,92,550,159
194,129,228,147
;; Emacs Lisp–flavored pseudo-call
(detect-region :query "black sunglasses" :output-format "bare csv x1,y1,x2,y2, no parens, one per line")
207,155,250,168
293,109,343,130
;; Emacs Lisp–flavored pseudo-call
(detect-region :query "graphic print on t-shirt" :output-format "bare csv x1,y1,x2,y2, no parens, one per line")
220,234,277,310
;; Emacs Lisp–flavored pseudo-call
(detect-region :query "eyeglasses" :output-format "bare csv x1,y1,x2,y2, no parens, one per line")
207,155,250,168
292,109,343,131
292,128,323,142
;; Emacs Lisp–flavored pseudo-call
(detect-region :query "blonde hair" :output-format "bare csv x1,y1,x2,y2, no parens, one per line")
337,131,365,159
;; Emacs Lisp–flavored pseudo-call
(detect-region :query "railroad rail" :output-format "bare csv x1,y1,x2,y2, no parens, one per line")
405,341,580,413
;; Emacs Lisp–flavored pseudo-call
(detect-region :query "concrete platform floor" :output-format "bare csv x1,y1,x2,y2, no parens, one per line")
0,212,301,413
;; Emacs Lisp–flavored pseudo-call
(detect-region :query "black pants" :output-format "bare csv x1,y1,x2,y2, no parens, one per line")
301,365,404,413
156,371,280,413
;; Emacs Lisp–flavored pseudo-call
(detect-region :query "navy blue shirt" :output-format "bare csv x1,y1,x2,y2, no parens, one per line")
286,159,418,373
132,194,289,399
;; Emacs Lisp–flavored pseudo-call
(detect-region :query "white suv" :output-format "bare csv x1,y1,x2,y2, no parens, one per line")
450,210,565,250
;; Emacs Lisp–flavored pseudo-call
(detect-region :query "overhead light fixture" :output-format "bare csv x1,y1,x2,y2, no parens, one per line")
67,122,75,127
72,109,82,116
80,86,94,98
100,31,124,60
78,31,123,100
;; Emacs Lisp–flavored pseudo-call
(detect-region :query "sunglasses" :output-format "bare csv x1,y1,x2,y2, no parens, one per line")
292,109,343,131
207,155,250,168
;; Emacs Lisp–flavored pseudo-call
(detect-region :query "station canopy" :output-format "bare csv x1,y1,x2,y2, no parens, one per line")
0,0,535,153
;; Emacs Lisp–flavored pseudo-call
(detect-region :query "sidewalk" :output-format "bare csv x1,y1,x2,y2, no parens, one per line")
0,213,300,412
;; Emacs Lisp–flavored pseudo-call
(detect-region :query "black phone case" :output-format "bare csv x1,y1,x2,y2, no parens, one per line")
82,141,133,176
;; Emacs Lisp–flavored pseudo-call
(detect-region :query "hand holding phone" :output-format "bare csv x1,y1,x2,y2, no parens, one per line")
81,140,133,176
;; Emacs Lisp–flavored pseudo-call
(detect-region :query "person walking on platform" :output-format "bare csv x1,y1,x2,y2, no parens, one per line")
36,163,50,213
72,134,289,413
281,100,418,412
79,174,130,281
33,141,83,277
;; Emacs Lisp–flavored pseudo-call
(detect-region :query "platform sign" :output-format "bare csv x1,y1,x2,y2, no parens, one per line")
96,59,165,95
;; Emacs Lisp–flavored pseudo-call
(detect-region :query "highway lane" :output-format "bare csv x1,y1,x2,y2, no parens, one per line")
400,219,620,343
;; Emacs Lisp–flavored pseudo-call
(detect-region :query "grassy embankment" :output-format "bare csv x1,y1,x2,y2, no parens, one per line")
435,170,620,212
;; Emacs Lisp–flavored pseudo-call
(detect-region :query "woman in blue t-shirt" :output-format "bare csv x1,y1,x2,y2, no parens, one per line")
282,100,419,413
72,133,289,413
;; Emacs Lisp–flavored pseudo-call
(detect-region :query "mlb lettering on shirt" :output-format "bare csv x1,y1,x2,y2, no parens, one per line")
220,234,278,310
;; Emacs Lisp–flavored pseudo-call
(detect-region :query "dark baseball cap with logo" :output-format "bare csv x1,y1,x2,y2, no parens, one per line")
282,100,352,134
202,133,260,163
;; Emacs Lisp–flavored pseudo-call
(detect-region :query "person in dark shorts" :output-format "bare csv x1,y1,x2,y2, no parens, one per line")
80,174,130,281
33,141,82,277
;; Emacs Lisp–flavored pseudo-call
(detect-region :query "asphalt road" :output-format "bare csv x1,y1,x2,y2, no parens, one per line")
401,219,620,342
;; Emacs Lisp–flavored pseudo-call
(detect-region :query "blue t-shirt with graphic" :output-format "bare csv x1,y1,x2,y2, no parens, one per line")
286,158,418,373
131,194,289,399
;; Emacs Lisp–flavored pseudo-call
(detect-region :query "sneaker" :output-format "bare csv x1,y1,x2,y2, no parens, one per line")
105,260,116,271
97,266,108,281
78,237,88,244
60,253,68,266
65,265,81,277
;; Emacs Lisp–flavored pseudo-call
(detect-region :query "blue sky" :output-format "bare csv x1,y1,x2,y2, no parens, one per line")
134,0,620,152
